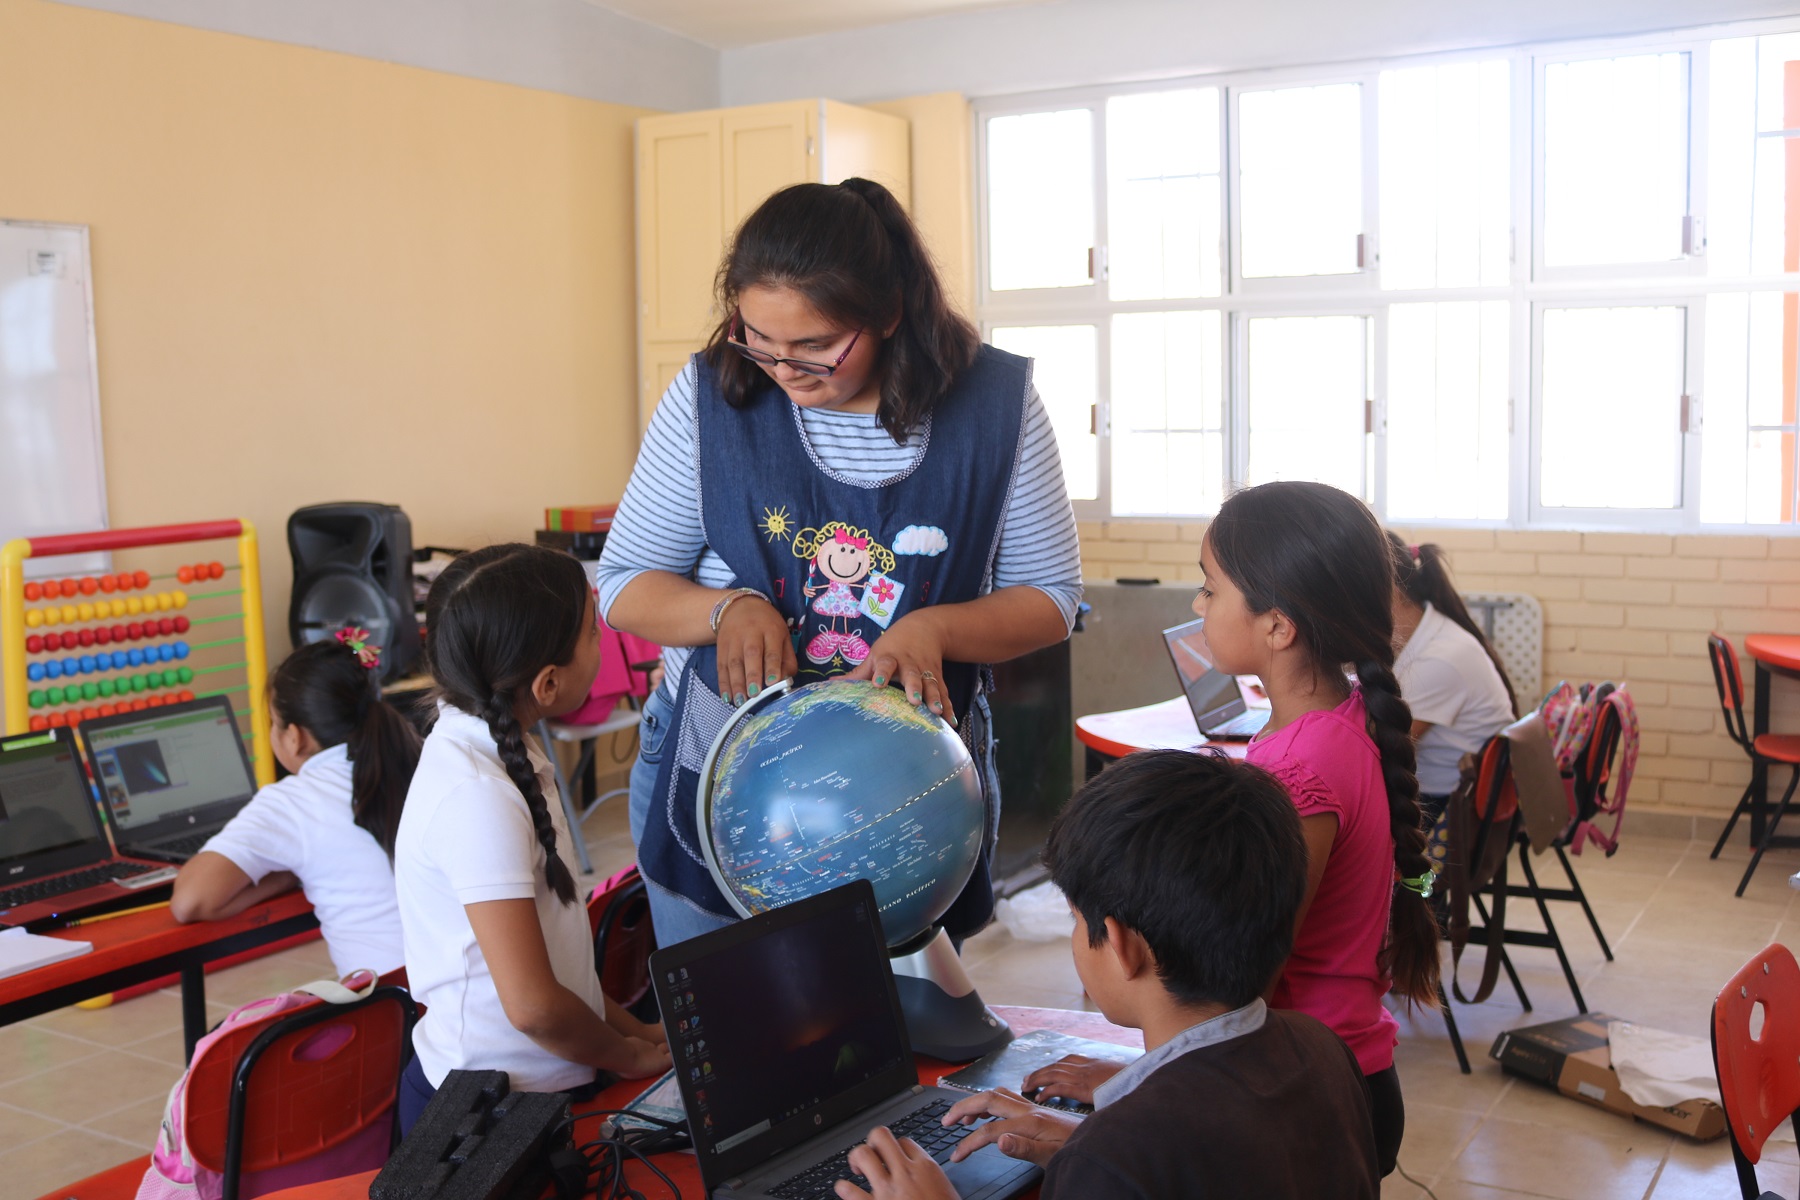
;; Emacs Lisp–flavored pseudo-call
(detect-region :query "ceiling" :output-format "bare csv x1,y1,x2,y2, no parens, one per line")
584,0,1049,49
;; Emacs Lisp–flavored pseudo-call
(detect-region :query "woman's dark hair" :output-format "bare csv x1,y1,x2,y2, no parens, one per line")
702,178,981,443
270,639,421,857
424,543,591,904
1387,532,1517,712
1045,750,1308,1008
1207,481,1441,1008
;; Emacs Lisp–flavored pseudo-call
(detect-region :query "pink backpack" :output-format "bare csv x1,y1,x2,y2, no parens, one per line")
136,972,396,1200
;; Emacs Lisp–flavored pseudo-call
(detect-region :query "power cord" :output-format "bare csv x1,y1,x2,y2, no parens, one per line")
550,1109,690,1200
1393,1159,1440,1199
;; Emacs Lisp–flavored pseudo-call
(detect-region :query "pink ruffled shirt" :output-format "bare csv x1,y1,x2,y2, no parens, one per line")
1246,688,1398,1075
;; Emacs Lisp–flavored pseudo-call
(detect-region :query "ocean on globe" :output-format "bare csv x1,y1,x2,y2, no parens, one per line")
700,679,985,948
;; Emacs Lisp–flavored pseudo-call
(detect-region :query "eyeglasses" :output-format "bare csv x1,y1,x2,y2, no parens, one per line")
726,313,863,378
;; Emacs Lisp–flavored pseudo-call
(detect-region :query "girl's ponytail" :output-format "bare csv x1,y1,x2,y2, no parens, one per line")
1389,533,1517,712
345,693,421,857
479,692,577,905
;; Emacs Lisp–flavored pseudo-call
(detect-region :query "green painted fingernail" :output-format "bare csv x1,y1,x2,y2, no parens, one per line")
873,675,887,686
910,691,921,702
748,682,760,697
734,692,747,706
721,691,730,704
931,701,944,713
766,673,779,685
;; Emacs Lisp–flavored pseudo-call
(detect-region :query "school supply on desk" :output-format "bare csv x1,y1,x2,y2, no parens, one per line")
1162,619,1270,741
77,695,257,863
938,1028,1135,1115
372,1069,573,1200
0,924,91,978
0,726,178,928
650,880,1041,1200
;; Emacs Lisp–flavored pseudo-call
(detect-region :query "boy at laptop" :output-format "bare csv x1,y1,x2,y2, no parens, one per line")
835,750,1380,1200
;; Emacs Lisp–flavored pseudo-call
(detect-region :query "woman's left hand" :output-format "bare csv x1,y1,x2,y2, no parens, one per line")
842,610,954,724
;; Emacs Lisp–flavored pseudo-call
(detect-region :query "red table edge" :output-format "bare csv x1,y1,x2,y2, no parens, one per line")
1745,633,1800,674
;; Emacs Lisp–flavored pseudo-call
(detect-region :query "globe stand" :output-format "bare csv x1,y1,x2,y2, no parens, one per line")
890,927,1012,1062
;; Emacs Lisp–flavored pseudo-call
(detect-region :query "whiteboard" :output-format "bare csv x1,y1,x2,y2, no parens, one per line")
0,221,108,576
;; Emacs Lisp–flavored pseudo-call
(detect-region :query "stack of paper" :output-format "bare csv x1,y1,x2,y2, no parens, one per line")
0,926,92,980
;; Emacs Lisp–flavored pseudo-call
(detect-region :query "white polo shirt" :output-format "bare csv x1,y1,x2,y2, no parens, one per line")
199,743,404,977
395,703,604,1092
1394,603,1517,796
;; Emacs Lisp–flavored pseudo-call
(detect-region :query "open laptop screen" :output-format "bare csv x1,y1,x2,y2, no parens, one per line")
0,730,104,863
80,702,255,831
1163,619,1249,730
656,882,911,1181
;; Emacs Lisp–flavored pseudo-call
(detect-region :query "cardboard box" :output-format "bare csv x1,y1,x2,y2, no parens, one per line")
1490,1014,1725,1141
546,504,616,533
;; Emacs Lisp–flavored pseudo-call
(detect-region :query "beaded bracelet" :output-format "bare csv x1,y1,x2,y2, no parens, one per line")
709,587,770,635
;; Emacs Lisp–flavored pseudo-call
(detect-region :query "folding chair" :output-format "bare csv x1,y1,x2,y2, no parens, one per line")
1708,634,1800,897
1711,943,1800,1200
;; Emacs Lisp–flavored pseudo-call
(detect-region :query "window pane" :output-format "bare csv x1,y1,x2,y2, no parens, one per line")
989,325,1098,502
987,110,1094,291
1387,302,1510,520
1111,312,1224,515
1540,306,1685,509
1701,292,1796,524
1379,61,1510,289
1238,84,1363,278
1107,89,1222,300
1707,35,1800,276
1246,315,1369,495
1542,53,1688,267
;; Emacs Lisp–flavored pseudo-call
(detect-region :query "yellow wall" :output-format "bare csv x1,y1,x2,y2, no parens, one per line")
0,0,650,666
868,93,975,317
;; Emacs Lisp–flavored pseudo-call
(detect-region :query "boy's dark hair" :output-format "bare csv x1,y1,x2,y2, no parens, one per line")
1044,750,1308,1008
269,638,421,857
424,543,591,905
702,178,981,444
1387,531,1517,712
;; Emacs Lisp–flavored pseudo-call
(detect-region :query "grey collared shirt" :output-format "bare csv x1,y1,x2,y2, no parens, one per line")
1091,999,1269,1109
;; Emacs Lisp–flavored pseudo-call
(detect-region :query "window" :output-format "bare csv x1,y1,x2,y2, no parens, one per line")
977,16,1800,532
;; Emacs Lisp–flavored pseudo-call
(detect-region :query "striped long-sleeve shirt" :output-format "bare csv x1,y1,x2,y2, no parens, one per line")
597,361,1084,683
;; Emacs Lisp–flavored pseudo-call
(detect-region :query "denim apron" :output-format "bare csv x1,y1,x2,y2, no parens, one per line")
640,345,1032,935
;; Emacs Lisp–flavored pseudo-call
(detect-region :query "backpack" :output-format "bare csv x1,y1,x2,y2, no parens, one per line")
136,972,393,1200
1536,681,1639,856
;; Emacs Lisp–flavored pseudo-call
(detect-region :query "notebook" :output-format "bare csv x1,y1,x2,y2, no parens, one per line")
650,881,1042,1200
1162,618,1270,741
0,926,92,979
0,726,177,929
78,696,258,863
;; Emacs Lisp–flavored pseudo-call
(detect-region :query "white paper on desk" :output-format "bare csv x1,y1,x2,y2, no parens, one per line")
0,926,92,980
1609,1021,1794,1143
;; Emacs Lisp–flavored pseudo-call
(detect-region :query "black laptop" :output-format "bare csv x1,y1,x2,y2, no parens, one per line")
0,726,177,928
77,696,258,863
650,881,1042,1200
1163,618,1270,741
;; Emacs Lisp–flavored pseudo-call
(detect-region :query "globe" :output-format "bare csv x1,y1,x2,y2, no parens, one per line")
699,679,985,948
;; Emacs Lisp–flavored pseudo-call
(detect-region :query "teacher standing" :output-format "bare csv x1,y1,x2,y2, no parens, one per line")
597,178,1083,946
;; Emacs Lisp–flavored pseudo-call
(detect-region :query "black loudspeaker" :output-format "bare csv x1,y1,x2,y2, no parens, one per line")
287,502,420,681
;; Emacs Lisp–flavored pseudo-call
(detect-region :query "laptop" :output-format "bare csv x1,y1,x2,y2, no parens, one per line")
650,881,1042,1200
0,727,177,929
1163,618,1271,741
77,696,258,863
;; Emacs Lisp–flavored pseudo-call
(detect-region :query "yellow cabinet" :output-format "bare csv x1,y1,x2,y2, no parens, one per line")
635,99,909,430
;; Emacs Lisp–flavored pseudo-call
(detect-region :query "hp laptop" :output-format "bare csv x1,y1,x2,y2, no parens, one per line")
650,881,1042,1200
0,727,176,928
1163,618,1271,741
78,696,258,863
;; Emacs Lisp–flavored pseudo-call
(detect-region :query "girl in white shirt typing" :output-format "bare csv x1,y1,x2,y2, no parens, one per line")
1387,534,1518,817
170,629,419,977
396,543,669,1133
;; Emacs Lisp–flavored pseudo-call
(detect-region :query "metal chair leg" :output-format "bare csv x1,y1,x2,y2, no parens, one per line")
1554,844,1613,962
1712,780,1757,860
1737,765,1800,898
539,720,594,875
1471,891,1533,1012
1439,982,1470,1075
1518,845,1587,1013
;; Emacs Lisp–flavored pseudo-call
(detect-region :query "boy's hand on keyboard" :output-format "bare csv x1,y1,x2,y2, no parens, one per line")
832,1127,957,1200
942,1088,1079,1168
1021,1053,1125,1105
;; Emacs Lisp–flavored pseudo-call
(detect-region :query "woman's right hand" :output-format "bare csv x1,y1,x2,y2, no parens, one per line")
1020,1054,1127,1105
716,595,798,706
613,1035,672,1079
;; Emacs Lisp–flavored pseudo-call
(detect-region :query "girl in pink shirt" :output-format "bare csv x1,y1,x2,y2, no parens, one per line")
1194,481,1439,1179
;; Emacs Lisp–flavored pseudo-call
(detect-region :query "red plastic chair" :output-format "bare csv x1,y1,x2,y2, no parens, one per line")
588,865,657,1019
1708,634,1800,896
1712,944,1800,1200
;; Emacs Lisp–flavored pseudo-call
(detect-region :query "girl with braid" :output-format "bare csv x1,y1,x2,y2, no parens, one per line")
394,544,669,1134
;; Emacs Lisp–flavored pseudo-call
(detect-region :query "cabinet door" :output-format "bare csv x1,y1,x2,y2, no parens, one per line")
638,113,724,345
721,102,818,231
641,340,701,432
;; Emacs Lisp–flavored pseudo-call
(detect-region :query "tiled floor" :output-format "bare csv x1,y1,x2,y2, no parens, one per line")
6,796,1800,1200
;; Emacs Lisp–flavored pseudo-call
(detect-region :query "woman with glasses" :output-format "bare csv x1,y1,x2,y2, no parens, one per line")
596,178,1083,946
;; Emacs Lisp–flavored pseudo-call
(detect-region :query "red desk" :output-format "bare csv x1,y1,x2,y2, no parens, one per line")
254,1006,1141,1200
1744,635,1800,846
0,891,318,1060
1075,697,1248,778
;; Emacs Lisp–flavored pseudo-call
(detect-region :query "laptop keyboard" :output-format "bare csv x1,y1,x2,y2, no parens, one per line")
0,860,164,912
148,831,212,859
769,1100,979,1200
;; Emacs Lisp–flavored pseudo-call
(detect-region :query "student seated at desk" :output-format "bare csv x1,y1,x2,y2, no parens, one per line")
170,632,419,977
836,750,1380,1200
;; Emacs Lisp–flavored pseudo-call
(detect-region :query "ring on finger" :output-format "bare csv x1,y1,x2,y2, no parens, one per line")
921,670,937,683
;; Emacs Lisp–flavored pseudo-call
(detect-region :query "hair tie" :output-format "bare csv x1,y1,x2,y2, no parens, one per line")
1407,544,1421,562
335,626,382,670
1396,867,1436,899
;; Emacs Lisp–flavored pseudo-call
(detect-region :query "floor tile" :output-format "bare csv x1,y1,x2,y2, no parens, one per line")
0,1125,145,1198
6,1046,184,1125
1448,1113,1670,1199
1650,1136,1791,1199
0,1101,69,1155
78,1092,169,1151
0,1023,104,1086
28,987,184,1049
